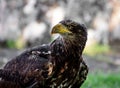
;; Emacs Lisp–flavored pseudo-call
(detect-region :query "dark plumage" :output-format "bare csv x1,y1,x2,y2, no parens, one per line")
0,20,88,88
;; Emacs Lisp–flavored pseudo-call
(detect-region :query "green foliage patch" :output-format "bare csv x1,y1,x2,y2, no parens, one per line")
81,73,120,88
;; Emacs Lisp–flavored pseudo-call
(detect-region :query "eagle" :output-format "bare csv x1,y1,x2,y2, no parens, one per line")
0,20,88,88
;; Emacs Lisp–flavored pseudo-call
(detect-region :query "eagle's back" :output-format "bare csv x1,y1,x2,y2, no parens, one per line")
2,44,54,87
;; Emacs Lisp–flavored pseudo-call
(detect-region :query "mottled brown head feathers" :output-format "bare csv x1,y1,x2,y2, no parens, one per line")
60,20,87,36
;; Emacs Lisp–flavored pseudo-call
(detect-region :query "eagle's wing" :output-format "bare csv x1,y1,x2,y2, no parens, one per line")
0,44,54,87
0,80,21,88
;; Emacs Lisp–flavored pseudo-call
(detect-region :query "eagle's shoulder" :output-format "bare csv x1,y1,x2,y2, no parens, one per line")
4,44,51,69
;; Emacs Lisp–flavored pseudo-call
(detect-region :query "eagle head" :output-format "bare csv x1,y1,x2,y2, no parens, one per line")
51,20,87,53
51,20,87,39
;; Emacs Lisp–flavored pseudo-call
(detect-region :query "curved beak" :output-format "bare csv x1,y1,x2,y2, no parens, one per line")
51,23,72,34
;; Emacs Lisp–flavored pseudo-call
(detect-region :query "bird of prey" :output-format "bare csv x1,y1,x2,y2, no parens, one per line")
0,20,88,88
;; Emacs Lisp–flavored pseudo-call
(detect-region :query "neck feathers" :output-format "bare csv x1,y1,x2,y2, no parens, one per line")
51,35,86,59
63,35,87,56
